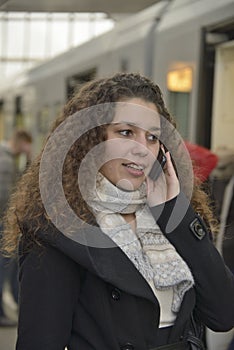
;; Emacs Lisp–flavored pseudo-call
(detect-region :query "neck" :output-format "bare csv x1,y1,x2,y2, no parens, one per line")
121,213,136,232
89,172,147,216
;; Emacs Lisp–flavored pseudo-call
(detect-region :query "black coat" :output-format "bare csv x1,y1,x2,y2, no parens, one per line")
16,194,234,350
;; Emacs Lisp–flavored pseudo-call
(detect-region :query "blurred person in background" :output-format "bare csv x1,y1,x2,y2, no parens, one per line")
184,141,218,184
0,129,32,327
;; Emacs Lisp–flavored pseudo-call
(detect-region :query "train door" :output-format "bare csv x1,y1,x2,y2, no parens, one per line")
197,19,234,148
0,99,4,140
66,68,96,100
211,40,234,150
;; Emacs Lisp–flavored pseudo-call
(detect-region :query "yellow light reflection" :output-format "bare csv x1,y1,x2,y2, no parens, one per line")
167,67,193,92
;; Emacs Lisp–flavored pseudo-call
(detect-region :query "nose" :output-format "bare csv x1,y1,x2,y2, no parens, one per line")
130,136,149,157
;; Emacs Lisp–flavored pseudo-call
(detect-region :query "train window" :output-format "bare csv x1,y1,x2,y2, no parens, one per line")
54,102,63,119
0,100,4,140
36,106,52,151
168,91,190,139
66,68,97,100
120,58,129,72
15,95,22,115
14,95,24,128
37,106,50,134
167,68,192,139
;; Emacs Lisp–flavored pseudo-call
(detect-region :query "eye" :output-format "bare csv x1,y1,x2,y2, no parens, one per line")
147,133,159,142
118,129,132,137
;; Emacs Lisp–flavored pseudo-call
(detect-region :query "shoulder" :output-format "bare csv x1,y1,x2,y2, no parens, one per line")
18,237,84,291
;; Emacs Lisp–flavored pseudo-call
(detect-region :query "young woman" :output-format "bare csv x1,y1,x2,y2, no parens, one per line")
3,73,234,350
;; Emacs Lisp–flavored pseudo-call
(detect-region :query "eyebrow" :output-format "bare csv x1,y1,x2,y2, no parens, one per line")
112,122,161,132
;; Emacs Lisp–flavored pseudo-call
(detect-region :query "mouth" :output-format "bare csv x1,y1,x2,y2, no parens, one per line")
122,162,145,176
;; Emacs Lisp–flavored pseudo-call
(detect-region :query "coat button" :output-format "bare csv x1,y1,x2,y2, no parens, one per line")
121,343,134,350
111,288,121,301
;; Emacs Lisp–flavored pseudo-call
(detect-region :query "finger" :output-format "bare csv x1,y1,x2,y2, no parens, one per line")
164,151,177,178
164,152,180,199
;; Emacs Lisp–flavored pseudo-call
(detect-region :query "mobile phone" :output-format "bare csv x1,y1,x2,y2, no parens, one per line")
148,147,167,181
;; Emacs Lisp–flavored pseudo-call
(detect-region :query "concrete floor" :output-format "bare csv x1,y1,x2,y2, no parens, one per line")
0,327,17,350
0,288,18,350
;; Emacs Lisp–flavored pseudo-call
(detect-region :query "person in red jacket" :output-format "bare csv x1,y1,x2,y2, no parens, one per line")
184,141,218,183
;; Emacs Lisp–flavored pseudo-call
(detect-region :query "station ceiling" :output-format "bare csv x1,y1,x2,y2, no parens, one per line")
0,0,162,13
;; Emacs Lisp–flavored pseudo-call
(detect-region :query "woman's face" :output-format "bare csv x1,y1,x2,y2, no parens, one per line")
100,98,161,191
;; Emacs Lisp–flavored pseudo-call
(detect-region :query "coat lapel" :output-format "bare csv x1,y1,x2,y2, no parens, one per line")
88,242,160,306
52,224,160,307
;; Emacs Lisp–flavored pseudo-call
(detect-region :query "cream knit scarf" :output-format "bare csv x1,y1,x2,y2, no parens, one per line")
87,173,194,312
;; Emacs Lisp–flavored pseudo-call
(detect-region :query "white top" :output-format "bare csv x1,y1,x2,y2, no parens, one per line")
148,280,176,328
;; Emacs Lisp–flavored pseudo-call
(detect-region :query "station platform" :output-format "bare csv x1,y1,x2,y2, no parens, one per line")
0,327,17,350
0,288,18,349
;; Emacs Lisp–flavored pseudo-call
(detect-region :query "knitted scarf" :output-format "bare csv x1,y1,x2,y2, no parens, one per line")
87,173,194,312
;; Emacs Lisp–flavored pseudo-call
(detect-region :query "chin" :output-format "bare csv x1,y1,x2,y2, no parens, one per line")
116,178,145,192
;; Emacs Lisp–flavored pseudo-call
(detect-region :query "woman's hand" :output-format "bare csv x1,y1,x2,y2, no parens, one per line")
146,150,180,207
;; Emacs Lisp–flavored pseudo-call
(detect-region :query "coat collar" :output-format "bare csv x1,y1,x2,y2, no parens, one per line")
42,224,160,306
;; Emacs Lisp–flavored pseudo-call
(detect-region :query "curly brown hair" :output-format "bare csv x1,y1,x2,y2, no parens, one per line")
2,72,217,256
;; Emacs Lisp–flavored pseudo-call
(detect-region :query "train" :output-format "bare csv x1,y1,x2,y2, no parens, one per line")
0,0,234,153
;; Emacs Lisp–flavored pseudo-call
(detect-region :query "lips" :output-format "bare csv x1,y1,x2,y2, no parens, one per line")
122,162,145,170
122,162,146,177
